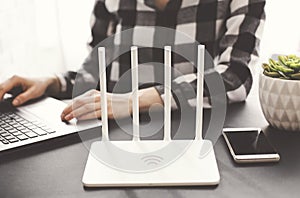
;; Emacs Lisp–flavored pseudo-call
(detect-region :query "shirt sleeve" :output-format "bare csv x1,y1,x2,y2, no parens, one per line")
155,0,266,109
55,0,117,99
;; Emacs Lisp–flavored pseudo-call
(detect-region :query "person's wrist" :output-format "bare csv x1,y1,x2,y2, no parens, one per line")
125,87,164,116
154,0,170,11
138,87,163,112
45,76,61,96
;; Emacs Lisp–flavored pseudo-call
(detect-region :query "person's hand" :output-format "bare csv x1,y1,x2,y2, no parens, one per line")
60,89,132,121
0,75,61,106
60,87,163,121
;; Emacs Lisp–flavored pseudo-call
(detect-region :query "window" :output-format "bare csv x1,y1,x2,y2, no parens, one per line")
0,0,93,79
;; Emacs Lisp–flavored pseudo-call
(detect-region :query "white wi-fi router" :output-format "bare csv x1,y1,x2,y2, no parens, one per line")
82,45,220,187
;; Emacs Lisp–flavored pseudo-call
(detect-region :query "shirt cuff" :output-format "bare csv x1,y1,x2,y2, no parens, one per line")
55,74,67,93
145,0,156,9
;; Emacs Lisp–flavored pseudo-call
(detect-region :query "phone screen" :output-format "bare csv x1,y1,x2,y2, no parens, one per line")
224,130,277,155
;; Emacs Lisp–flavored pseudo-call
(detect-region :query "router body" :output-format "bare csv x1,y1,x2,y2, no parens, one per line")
82,140,219,187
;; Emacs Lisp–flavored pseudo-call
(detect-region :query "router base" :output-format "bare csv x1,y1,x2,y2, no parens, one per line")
82,140,220,187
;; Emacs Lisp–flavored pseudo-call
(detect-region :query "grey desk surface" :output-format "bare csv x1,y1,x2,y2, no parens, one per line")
1,93,300,198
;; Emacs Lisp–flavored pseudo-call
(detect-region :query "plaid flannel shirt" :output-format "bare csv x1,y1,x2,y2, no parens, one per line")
57,0,266,109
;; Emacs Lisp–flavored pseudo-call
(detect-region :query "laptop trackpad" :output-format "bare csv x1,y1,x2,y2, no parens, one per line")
18,97,101,132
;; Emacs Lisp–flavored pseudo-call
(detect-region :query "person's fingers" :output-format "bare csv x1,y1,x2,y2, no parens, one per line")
77,110,101,121
60,89,100,121
0,76,23,100
61,103,73,120
61,92,100,120
64,103,101,121
12,87,39,106
86,89,100,96
72,93,100,110
60,96,88,120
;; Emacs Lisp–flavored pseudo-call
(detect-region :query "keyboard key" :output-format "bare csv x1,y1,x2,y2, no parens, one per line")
1,140,9,144
23,123,34,127
17,134,28,141
16,126,26,130
0,130,7,134
8,138,19,143
6,120,16,124
31,121,41,124
2,117,8,120
5,135,15,140
15,118,24,122
34,128,47,136
19,120,28,125
25,132,38,138
2,124,10,128
20,129,32,133
8,129,18,133
1,132,10,137
10,114,18,118
42,128,56,133
12,131,23,136
37,124,47,128
13,123,22,127
3,126,13,130
27,126,38,130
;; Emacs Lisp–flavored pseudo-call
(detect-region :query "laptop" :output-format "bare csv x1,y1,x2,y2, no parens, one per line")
0,95,101,152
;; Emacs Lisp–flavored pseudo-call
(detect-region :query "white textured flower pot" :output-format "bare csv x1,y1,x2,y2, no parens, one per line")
259,74,300,131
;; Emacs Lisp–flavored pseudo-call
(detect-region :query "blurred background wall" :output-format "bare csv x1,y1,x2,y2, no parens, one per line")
260,0,300,60
0,0,94,78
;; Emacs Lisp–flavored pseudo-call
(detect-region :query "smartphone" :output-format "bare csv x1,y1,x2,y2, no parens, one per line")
222,128,280,163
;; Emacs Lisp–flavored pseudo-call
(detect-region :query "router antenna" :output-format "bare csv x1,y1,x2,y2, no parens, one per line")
164,46,172,141
98,47,109,141
131,46,140,141
195,45,205,141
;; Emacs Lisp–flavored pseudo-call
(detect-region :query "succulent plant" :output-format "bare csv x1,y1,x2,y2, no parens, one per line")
262,55,300,80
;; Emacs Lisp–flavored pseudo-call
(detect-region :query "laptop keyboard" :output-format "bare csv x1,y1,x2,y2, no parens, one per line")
0,112,56,145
